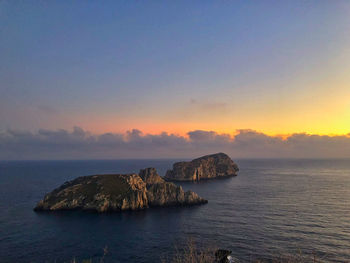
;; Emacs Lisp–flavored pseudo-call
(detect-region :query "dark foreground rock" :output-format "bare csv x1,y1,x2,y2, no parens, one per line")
215,249,233,263
165,153,239,182
34,168,207,212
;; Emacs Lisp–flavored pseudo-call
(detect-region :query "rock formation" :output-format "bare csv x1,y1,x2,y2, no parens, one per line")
34,168,207,212
215,249,233,263
140,167,205,206
165,153,239,182
139,167,164,186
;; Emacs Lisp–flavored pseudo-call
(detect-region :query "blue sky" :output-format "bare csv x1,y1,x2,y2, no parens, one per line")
1,1,350,137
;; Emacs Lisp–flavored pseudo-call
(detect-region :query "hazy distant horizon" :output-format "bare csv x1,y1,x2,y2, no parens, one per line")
1,127,350,160
3,157,350,162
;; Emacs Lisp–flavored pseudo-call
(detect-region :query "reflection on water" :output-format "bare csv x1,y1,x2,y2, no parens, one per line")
1,159,350,262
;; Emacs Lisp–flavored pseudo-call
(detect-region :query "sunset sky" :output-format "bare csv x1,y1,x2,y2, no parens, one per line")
1,1,350,159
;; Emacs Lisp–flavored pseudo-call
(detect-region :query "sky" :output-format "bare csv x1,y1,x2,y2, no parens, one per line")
1,1,350,159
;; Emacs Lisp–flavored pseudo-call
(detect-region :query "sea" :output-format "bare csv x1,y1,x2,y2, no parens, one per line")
1,159,350,262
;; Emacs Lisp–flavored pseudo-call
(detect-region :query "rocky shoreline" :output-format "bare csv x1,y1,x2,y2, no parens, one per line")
165,153,239,182
34,167,207,212
34,153,238,213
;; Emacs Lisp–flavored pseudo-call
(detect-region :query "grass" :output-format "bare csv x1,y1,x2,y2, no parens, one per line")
160,239,217,263
160,239,328,263
67,239,330,263
70,246,108,263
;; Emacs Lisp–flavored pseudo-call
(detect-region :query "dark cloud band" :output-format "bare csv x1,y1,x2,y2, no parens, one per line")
1,127,349,160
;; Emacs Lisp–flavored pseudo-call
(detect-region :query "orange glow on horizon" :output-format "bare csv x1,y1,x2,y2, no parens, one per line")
75,121,350,138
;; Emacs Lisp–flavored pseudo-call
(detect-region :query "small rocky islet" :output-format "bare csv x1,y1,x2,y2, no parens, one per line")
34,168,207,212
165,152,239,181
34,153,238,213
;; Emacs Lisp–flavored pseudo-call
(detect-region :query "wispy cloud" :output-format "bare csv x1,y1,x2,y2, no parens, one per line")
36,105,59,115
189,98,228,113
189,98,228,112
1,127,350,160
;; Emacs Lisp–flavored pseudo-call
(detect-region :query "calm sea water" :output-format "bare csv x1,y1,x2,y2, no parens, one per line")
1,159,350,262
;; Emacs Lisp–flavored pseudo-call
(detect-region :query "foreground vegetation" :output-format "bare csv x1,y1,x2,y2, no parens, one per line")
161,239,324,263
70,240,326,263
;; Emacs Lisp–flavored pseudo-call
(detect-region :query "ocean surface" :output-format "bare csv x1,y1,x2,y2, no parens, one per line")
1,159,350,262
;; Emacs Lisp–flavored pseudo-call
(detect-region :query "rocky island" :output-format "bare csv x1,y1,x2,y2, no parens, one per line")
165,152,239,182
34,168,207,212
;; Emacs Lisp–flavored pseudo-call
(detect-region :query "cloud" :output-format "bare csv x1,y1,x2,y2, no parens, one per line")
189,98,228,113
0,127,350,160
36,105,58,115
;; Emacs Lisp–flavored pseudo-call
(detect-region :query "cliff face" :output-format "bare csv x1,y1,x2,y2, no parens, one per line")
139,167,165,185
139,168,205,206
34,168,207,212
165,153,239,182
